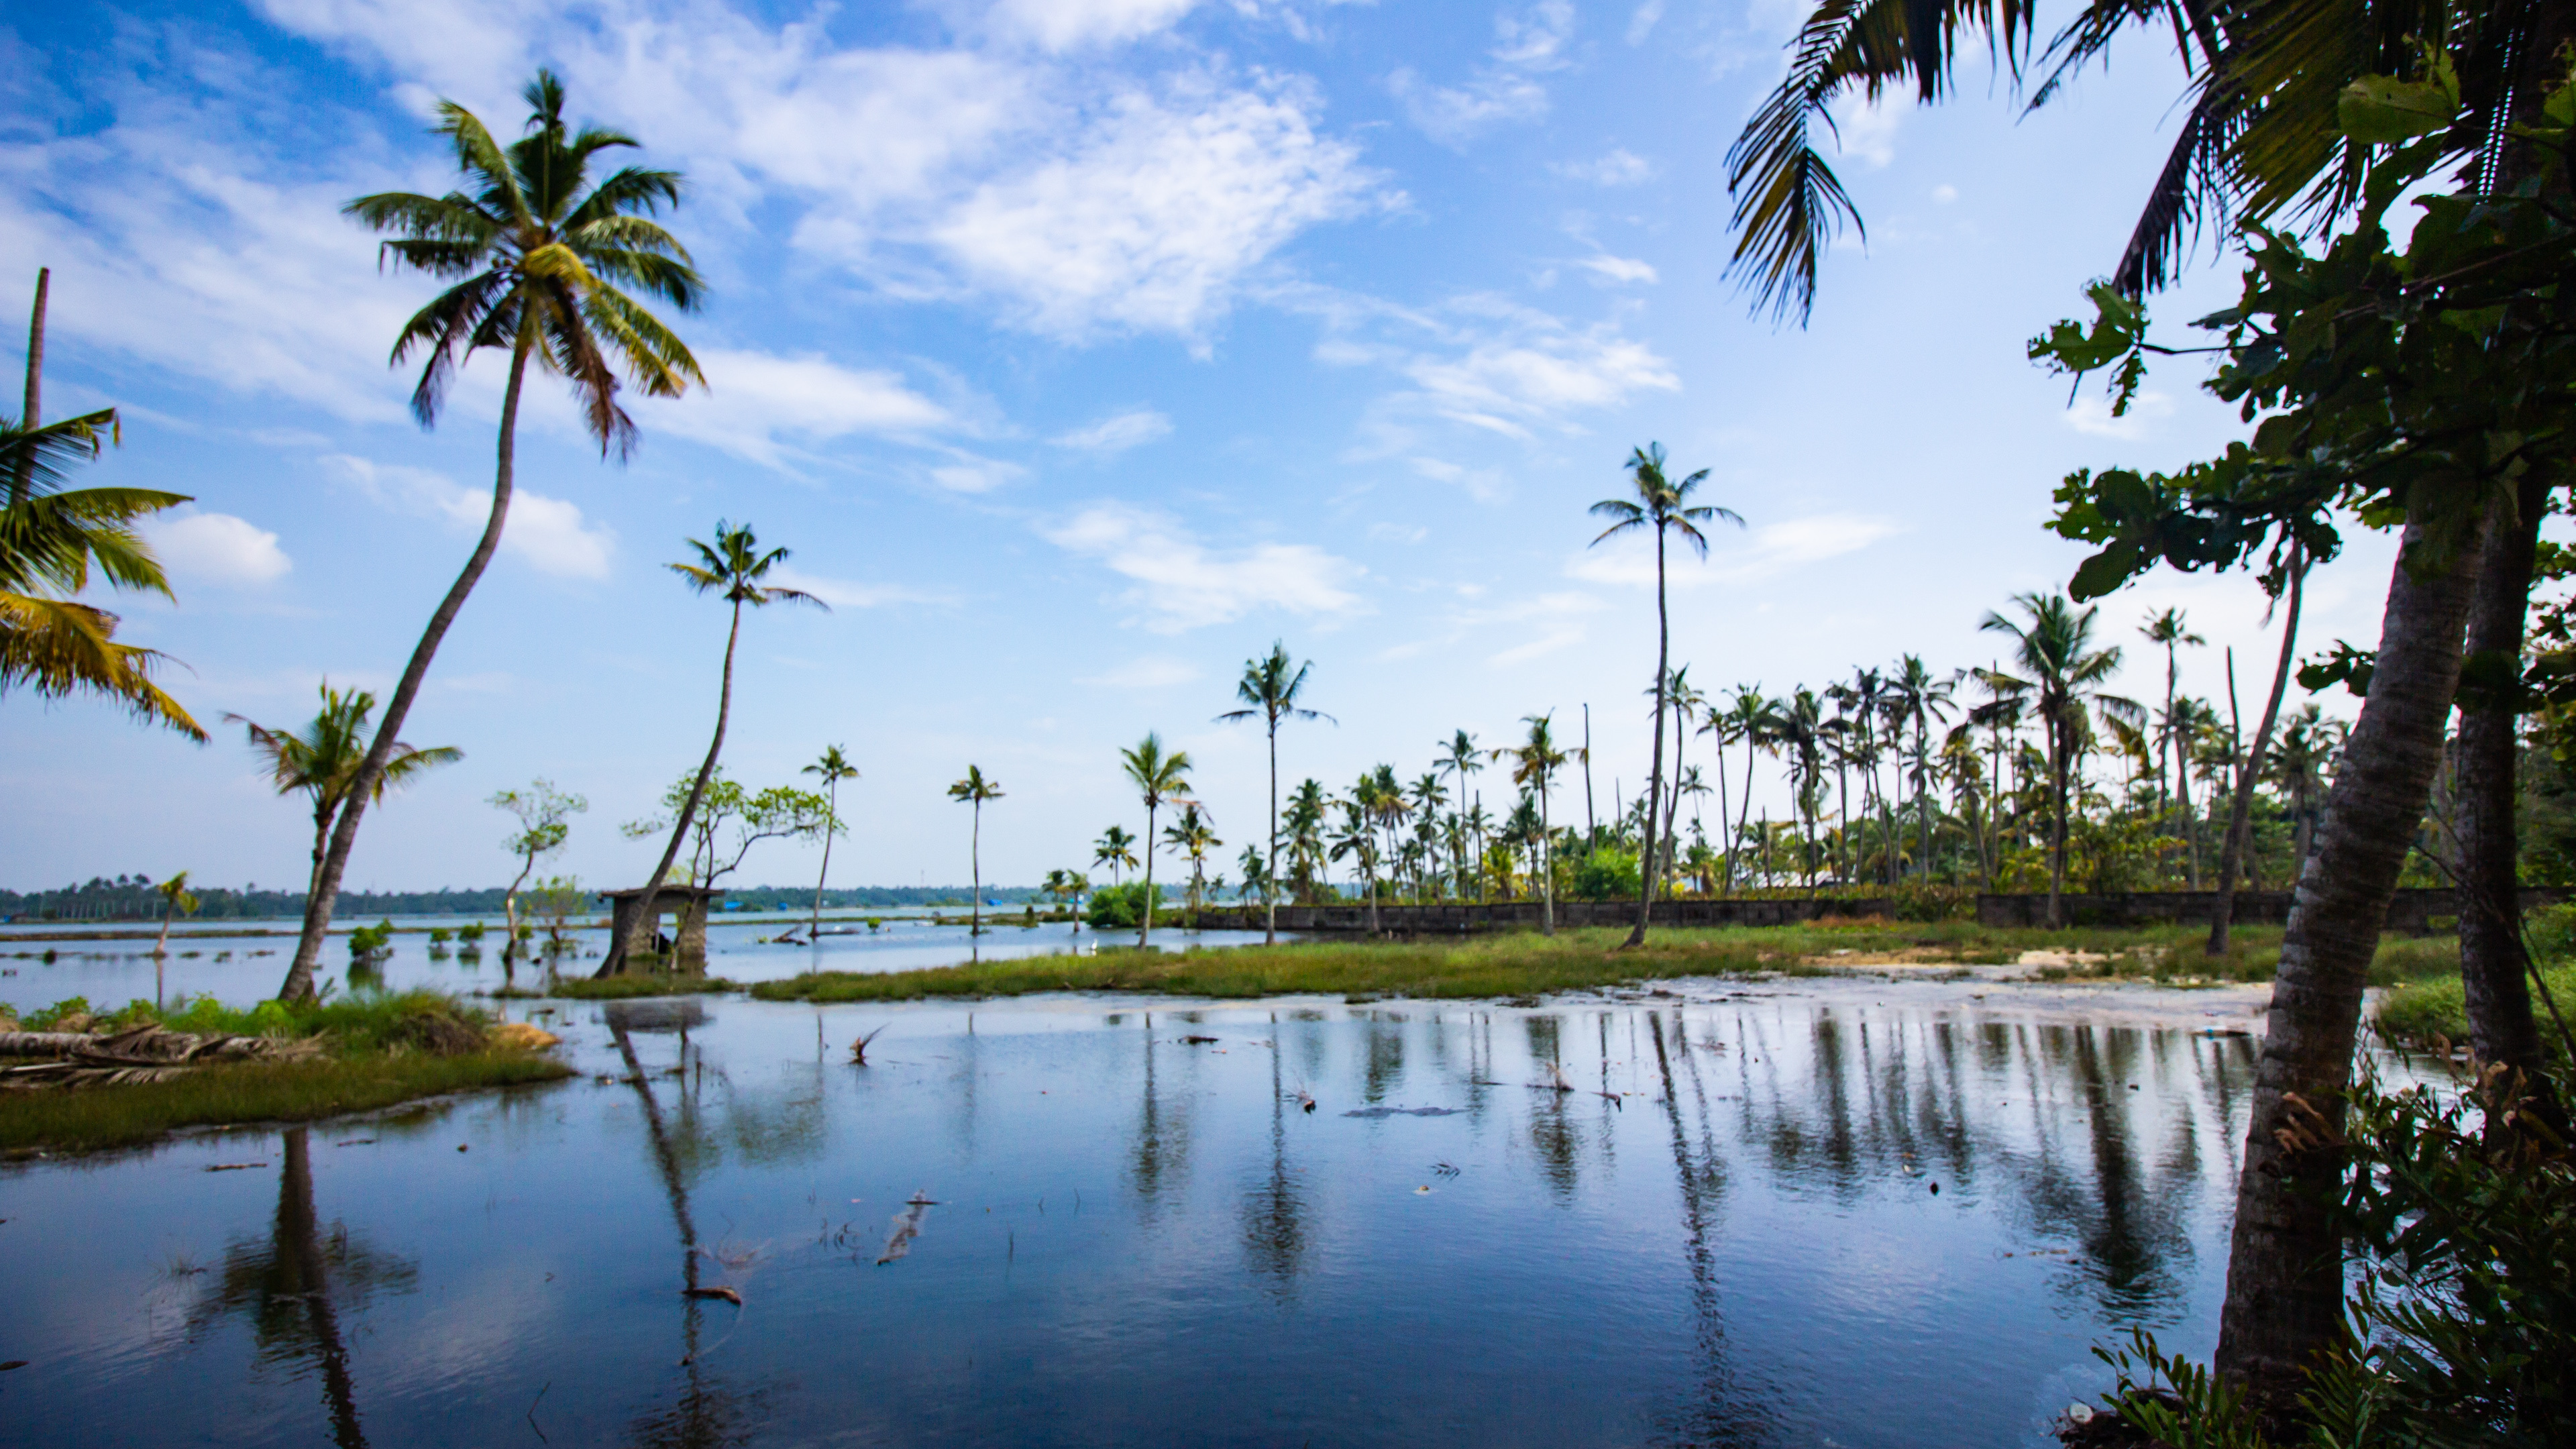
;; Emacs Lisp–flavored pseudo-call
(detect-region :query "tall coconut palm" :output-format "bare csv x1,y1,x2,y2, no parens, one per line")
1980,592,2139,928
1328,792,1384,931
1118,733,1191,946
1715,687,1779,896
3,271,201,739
1591,443,1742,946
1888,655,1960,879
948,765,1004,936
1283,780,1328,902
1094,824,1139,888
603,523,820,975
801,745,859,938
1216,642,1332,943
1407,771,1448,898
288,70,704,1002
1499,714,1570,934
2140,608,2204,852
233,682,462,908
1436,729,1483,898
1658,668,1709,897
1162,802,1219,914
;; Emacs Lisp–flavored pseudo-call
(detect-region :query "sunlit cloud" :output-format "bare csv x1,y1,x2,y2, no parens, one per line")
1044,502,1364,633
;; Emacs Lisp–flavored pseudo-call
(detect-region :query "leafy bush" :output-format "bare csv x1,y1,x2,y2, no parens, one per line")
1888,881,1976,922
457,920,486,945
1570,848,1640,901
347,919,396,964
2091,1062,2576,1445
1086,881,1155,929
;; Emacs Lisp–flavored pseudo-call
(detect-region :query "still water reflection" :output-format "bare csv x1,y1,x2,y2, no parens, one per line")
1,985,2257,1446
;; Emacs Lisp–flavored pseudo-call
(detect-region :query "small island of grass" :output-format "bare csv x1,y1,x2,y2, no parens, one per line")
0,989,574,1155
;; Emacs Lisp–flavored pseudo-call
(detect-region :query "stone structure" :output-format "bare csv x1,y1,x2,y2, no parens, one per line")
597,884,720,971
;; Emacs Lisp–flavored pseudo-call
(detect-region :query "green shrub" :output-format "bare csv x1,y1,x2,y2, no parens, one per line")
347,919,395,964
1086,881,1156,929
1888,881,1976,922
1570,849,1640,902
457,921,486,945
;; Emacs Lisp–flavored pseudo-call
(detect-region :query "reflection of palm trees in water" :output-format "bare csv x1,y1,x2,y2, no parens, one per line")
1522,1016,1581,1200
186,1127,416,1449
1240,1018,1309,1295
1128,1026,1191,1221
1646,1012,1777,1446
608,1013,762,1449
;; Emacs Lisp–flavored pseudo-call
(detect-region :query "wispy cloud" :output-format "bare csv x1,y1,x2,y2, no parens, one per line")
1390,1,1575,146
1053,409,1174,453
764,564,950,609
144,508,293,588
1565,512,1901,588
324,455,614,580
1078,655,1201,688
1044,502,1364,633
1550,148,1654,185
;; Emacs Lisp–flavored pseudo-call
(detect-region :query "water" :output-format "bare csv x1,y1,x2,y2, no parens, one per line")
0,914,1277,1014
0,977,2263,1447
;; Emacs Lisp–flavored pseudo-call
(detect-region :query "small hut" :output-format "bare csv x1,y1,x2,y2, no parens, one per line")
597,884,721,971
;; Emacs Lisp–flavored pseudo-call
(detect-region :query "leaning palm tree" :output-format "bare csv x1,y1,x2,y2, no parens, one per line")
152,871,200,1004
802,745,859,938
233,682,462,904
1216,642,1332,943
1592,442,1741,946
1980,592,2139,928
603,523,820,975
1499,714,1570,934
947,765,1004,936
2,270,201,739
283,70,704,1002
1118,733,1191,946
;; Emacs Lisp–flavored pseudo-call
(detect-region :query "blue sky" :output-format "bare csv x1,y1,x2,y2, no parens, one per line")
3,0,2393,894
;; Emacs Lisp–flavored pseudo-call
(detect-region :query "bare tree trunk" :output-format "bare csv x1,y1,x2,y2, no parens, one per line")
2214,513,2480,1393
2210,548,2305,956
810,778,839,940
1141,801,1159,946
11,268,45,505
1265,722,1279,944
600,594,742,977
2457,479,2549,1073
278,328,533,1003
1627,533,1669,948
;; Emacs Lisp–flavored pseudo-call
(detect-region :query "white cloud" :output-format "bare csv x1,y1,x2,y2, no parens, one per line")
1044,502,1363,632
1079,655,1201,688
1625,0,1665,44
146,510,292,587
1827,89,1905,168
1550,148,1654,186
1410,455,1509,504
1932,183,1959,203
1485,590,1605,664
1401,322,1678,439
324,455,614,580
930,455,1029,493
1574,253,1658,284
763,564,947,609
989,0,1200,51
1391,1,1574,146
1053,409,1175,453
1566,512,1900,588
649,349,957,467
926,78,1382,340
2065,390,2176,439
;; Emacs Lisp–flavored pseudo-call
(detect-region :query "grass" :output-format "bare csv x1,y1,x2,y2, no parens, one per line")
745,921,2462,1005
2374,960,2576,1063
0,987,574,1155
0,1051,574,1155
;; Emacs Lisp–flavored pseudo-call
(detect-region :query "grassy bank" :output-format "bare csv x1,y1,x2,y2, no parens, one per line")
747,922,2462,1005
2375,961,2576,1063
492,973,739,1000
0,988,573,1155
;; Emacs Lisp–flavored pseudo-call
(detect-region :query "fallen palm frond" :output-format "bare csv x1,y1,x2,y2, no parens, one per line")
0,1023,327,1090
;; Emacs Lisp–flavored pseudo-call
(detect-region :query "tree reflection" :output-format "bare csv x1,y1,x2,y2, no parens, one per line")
1128,1028,1192,1221
186,1127,417,1449
1240,1031,1309,1296
1523,1015,1581,1200
1648,1012,1775,1447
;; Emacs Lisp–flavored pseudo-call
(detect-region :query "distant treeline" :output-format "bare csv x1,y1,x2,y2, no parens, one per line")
1,875,1049,922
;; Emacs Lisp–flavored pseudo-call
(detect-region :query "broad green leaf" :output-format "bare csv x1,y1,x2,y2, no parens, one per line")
2339,75,2459,145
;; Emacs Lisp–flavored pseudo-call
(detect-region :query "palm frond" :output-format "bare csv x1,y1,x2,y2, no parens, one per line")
0,590,205,740
434,101,528,225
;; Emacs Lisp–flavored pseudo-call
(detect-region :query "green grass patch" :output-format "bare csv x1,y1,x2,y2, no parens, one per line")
2375,960,2576,1063
0,1051,574,1155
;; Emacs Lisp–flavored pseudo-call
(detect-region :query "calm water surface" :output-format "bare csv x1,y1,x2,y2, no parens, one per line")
1,977,2260,1447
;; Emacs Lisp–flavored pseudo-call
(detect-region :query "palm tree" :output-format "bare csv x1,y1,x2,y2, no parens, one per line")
1094,824,1139,888
1436,729,1483,898
1044,868,1091,932
1283,780,1328,903
1980,592,2139,928
2140,608,2204,853
152,869,199,1005
233,682,462,908
1328,790,1385,932
1658,668,1708,897
604,523,820,975
1162,802,1220,914
801,745,859,938
947,765,1004,936
1118,733,1191,946
1499,714,1570,934
3,270,201,739
1715,687,1779,895
1888,655,1960,879
1406,771,1448,898
1591,443,1743,945
290,70,704,1002
489,779,586,965
1217,642,1332,944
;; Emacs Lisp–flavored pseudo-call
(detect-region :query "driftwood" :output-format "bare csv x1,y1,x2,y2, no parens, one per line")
0,1023,325,1090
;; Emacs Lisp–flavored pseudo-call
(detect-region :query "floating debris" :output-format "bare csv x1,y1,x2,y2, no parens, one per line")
849,1025,890,1065
1297,1090,1316,1114
1342,1106,1465,1119
1431,1162,1460,1177
203,1162,266,1173
877,1193,939,1265
1181,1034,1218,1044
682,1285,743,1305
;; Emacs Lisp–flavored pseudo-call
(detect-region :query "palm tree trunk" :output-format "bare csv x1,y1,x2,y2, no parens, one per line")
2047,720,2068,929
2456,480,2550,1072
970,800,983,937
602,592,743,977
11,268,45,506
810,780,838,940
2213,512,2481,1393
1265,722,1280,945
2210,548,2306,956
1628,533,1669,947
1539,783,1555,935
277,327,533,1003
1140,802,1158,946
